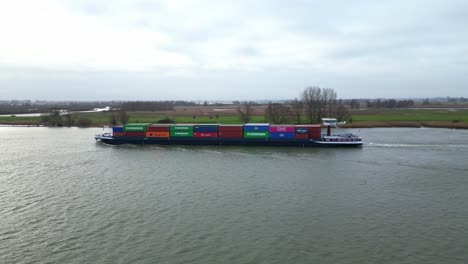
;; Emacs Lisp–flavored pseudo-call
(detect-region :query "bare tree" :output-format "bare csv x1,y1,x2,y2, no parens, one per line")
109,113,118,126
41,107,63,126
335,102,350,122
350,99,361,109
118,110,129,125
324,88,337,117
265,103,291,124
301,86,339,123
290,98,303,124
237,103,253,123
301,86,322,123
63,113,74,127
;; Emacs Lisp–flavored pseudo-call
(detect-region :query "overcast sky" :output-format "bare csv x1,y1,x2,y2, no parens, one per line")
0,0,467,100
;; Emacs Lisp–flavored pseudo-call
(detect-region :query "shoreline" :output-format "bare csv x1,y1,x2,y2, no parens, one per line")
340,121,468,129
1,121,467,129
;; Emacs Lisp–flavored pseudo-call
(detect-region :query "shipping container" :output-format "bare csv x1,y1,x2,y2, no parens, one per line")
193,125,218,132
170,125,194,131
218,131,243,138
146,132,170,138
269,125,295,133
294,133,309,139
295,125,322,139
170,131,194,137
123,123,149,132
113,126,124,133
194,132,218,138
147,125,170,132
122,132,146,137
219,125,243,132
269,132,295,139
309,129,322,139
113,132,125,137
244,123,270,132
295,127,309,134
244,131,269,138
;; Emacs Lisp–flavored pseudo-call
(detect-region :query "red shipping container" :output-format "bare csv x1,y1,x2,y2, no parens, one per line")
113,132,125,137
219,125,243,132
194,132,218,138
123,132,146,137
308,127,321,139
295,133,309,139
296,125,321,139
218,131,243,138
147,125,170,132
269,125,295,133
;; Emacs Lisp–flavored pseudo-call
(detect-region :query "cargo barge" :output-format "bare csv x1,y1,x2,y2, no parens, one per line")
95,119,363,147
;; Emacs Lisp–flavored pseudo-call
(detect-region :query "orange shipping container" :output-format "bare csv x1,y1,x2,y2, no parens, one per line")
146,132,170,138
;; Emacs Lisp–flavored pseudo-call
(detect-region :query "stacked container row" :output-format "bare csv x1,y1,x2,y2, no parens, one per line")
123,123,148,132
295,125,322,139
218,125,243,138
147,125,170,138
193,125,218,138
170,125,194,137
113,124,148,137
112,123,323,140
244,124,269,139
269,125,295,140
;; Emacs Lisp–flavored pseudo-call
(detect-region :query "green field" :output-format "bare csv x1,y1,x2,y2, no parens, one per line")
73,112,267,124
1,109,468,127
0,115,41,121
0,112,267,125
351,109,468,123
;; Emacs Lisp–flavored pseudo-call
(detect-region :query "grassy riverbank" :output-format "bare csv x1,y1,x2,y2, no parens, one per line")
343,109,468,129
1,108,468,128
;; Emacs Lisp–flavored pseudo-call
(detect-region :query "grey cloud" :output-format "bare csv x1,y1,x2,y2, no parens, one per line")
234,46,261,57
1,0,468,99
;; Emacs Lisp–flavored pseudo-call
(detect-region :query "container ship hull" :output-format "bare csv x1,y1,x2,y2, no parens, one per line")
95,135,363,147
95,122,363,147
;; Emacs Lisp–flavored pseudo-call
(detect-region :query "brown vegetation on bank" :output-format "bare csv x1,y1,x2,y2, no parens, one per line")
0,120,42,126
341,121,468,129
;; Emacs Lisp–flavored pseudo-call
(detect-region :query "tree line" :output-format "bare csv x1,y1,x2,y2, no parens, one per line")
365,99,414,108
121,101,174,111
40,108,93,127
0,100,201,115
0,101,110,115
238,86,350,124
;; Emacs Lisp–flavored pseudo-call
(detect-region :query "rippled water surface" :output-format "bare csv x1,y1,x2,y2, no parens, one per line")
1,127,468,264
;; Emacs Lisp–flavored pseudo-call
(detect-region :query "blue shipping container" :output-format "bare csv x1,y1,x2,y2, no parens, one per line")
269,132,295,139
113,126,124,132
244,125,269,132
193,126,218,132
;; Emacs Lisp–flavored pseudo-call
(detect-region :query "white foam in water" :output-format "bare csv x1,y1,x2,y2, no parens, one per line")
151,146,166,150
367,142,468,151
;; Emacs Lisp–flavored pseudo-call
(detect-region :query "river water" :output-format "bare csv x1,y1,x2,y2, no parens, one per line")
1,127,467,264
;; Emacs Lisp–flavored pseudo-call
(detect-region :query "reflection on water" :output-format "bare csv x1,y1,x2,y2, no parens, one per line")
1,127,467,264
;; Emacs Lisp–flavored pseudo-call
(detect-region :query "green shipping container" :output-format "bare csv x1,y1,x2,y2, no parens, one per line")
244,132,269,138
170,131,194,137
123,123,149,132
170,126,194,131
